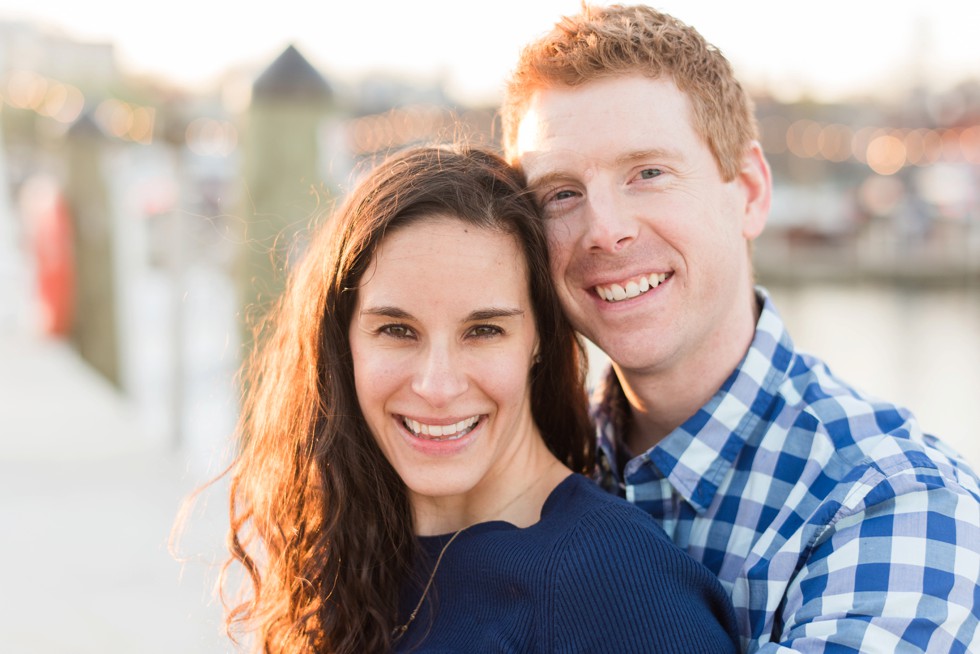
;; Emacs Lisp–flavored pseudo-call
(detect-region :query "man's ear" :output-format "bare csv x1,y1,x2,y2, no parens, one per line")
738,141,771,240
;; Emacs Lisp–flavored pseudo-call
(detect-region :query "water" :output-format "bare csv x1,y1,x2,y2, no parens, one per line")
768,282,980,468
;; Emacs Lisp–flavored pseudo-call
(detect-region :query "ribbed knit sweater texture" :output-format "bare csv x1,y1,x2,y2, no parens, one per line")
395,473,739,652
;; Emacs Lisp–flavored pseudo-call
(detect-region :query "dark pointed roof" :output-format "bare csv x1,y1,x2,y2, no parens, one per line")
252,44,332,102
67,111,106,140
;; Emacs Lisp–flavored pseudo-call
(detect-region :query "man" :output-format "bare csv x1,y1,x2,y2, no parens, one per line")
502,4,980,652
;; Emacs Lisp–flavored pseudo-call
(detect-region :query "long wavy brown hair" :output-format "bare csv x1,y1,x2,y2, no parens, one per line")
224,145,594,653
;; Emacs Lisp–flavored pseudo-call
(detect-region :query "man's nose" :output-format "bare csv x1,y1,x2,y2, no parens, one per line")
583,185,639,252
411,343,468,407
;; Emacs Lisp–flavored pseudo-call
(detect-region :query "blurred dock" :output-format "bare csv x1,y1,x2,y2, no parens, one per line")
0,327,231,654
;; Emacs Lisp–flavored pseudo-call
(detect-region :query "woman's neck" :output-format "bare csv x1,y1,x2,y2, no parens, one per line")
411,443,571,536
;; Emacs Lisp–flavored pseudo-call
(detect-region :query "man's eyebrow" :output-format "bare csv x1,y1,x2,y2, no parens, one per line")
526,148,681,190
613,148,680,166
525,171,571,193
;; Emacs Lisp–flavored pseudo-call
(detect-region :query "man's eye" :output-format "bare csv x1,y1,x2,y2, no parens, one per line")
638,168,662,180
542,188,578,206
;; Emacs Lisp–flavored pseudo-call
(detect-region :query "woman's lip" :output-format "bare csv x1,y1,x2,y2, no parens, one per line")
396,415,483,456
398,414,483,440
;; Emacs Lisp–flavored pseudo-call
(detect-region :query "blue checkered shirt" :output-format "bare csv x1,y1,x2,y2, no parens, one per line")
593,287,980,653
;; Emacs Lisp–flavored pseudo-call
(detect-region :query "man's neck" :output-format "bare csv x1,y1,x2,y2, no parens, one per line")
616,290,762,455
616,364,722,454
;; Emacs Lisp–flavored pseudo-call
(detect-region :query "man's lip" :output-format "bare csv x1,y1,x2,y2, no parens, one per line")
591,271,672,303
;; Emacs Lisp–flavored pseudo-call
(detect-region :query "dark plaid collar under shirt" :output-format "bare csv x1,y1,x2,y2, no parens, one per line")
593,286,980,653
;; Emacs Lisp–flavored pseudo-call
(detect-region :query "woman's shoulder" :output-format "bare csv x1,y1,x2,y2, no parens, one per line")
545,473,671,541
543,475,740,653
543,473,719,584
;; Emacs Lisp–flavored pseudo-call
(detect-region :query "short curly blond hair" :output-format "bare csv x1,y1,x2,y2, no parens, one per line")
501,3,757,181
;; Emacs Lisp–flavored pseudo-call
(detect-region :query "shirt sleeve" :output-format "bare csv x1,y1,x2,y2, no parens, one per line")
759,463,980,653
548,503,740,654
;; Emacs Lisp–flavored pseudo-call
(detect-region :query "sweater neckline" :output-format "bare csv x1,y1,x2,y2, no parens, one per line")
415,472,580,543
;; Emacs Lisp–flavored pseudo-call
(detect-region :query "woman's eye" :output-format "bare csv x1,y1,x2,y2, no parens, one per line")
469,325,503,339
380,324,414,339
638,168,663,180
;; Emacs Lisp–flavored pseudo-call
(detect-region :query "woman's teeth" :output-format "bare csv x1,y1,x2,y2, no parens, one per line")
596,272,670,302
403,416,479,441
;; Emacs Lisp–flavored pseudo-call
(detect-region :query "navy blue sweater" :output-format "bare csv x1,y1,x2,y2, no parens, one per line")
395,473,738,652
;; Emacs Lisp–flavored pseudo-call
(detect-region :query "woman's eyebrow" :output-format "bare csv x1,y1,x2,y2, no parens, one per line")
359,306,412,319
467,308,525,321
359,307,524,321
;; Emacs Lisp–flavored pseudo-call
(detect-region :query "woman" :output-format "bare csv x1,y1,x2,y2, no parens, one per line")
224,146,738,653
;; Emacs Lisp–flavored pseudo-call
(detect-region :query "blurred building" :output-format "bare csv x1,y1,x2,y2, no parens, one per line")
0,20,116,89
1,18,978,457
752,83,980,284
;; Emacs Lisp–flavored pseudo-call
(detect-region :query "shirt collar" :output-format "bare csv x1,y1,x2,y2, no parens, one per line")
594,286,796,511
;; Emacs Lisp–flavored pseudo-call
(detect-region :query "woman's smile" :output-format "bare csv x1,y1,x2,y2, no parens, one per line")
349,216,544,522
400,414,483,441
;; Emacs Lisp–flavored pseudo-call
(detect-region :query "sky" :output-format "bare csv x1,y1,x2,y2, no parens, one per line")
0,0,978,105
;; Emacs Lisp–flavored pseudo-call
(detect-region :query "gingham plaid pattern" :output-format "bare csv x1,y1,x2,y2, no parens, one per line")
594,287,980,653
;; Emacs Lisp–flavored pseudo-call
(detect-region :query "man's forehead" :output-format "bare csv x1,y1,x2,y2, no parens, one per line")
511,89,589,174
511,76,701,177
507,91,556,165
512,86,583,143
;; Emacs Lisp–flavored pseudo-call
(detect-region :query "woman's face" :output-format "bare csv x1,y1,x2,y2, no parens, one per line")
349,216,541,519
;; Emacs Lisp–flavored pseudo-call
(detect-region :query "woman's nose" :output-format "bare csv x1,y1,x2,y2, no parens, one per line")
411,344,468,406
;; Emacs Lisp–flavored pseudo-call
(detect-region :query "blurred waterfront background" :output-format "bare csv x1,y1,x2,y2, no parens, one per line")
0,1,978,652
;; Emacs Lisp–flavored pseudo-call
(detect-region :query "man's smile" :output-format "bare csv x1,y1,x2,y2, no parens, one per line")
594,272,672,302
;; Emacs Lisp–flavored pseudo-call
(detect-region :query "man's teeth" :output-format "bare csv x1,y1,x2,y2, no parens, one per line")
403,416,479,441
596,273,669,302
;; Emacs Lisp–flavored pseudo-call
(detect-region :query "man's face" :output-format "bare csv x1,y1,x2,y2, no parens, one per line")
514,75,766,379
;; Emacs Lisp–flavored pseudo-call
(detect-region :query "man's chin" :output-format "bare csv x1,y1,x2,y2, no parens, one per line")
591,335,669,378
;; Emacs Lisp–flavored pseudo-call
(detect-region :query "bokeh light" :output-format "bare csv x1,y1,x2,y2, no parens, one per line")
185,117,237,156
961,126,980,165
346,105,451,155
758,115,789,154
818,124,853,162
858,174,906,215
6,70,48,110
866,134,907,176
91,98,156,143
